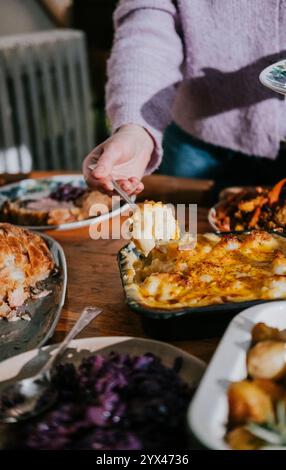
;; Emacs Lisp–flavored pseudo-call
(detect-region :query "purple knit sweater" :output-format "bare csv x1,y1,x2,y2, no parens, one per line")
106,0,286,172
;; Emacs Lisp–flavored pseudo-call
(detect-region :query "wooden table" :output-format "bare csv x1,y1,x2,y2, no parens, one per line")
32,172,218,364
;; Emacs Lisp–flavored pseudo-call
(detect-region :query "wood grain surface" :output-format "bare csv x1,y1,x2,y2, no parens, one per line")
33,172,218,364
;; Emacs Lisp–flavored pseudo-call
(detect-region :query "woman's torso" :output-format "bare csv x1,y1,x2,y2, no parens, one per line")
173,0,286,158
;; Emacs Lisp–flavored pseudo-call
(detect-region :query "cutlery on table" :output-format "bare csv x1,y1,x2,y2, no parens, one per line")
0,306,102,423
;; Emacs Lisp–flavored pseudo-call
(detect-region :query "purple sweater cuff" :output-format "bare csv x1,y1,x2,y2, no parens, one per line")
106,0,183,174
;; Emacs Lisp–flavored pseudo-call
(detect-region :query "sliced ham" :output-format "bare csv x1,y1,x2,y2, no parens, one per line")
25,198,74,211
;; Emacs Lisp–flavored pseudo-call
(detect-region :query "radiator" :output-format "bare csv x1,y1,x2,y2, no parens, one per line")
0,30,94,173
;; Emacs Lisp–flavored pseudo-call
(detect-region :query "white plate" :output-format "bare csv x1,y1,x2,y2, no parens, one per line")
0,337,135,382
188,300,286,449
208,186,262,232
0,175,134,231
0,336,206,384
208,186,242,232
259,59,286,95
208,206,219,231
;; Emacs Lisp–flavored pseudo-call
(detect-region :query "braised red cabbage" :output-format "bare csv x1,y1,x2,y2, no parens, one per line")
22,352,192,450
50,183,85,202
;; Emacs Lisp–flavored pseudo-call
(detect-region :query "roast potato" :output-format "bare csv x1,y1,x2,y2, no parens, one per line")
228,380,274,425
251,322,286,344
247,341,286,380
226,426,265,450
253,379,285,402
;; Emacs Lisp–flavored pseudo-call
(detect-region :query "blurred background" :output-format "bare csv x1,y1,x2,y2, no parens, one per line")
0,0,117,174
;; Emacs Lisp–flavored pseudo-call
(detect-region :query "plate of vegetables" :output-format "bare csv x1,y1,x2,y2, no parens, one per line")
209,178,286,232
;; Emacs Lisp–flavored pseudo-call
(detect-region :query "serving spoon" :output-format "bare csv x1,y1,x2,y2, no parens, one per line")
111,178,137,211
87,164,137,211
0,306,102,423
88,165,192,251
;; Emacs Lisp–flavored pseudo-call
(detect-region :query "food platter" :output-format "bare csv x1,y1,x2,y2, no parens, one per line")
188,301,286,449
0,232,67,361
0,175,133,231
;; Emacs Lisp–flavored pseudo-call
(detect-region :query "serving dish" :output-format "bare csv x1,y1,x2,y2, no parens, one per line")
209,188,243,232
0,175,133,231
0,336,205,450
259,59,286,96
188,300,286,449
0,232,67,360
118,231,286,340
209,179,286,232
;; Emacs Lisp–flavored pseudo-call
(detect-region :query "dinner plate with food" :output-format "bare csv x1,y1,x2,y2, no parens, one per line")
0,175,131,231
209,178,286,232
0,223,66,360
189,301,286,450
259,59,286,96
119,201,286,339
0,336,205,450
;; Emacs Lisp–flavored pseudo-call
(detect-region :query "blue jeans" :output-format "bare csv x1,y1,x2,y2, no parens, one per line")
159,123,286,190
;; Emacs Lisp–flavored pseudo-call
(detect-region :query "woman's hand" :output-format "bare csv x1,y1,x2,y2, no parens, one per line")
82,124,154,195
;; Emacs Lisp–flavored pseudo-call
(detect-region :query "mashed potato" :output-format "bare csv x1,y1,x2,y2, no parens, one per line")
130,201,180,256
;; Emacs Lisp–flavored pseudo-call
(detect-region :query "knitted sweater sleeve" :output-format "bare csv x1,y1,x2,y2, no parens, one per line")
105,0,184,173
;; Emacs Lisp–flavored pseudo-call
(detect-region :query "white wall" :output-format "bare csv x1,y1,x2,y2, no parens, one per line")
0,0,54,36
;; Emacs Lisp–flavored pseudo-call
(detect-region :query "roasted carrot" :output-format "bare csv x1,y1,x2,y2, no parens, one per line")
268,178,286,205
248,207,261,228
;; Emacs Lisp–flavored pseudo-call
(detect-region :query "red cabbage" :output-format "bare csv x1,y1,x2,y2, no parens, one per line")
21,352,192,450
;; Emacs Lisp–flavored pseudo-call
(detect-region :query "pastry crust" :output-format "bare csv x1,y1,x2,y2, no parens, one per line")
0,223,54,320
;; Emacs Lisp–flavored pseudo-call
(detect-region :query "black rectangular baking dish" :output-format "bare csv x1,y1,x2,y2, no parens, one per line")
117,231,286,340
